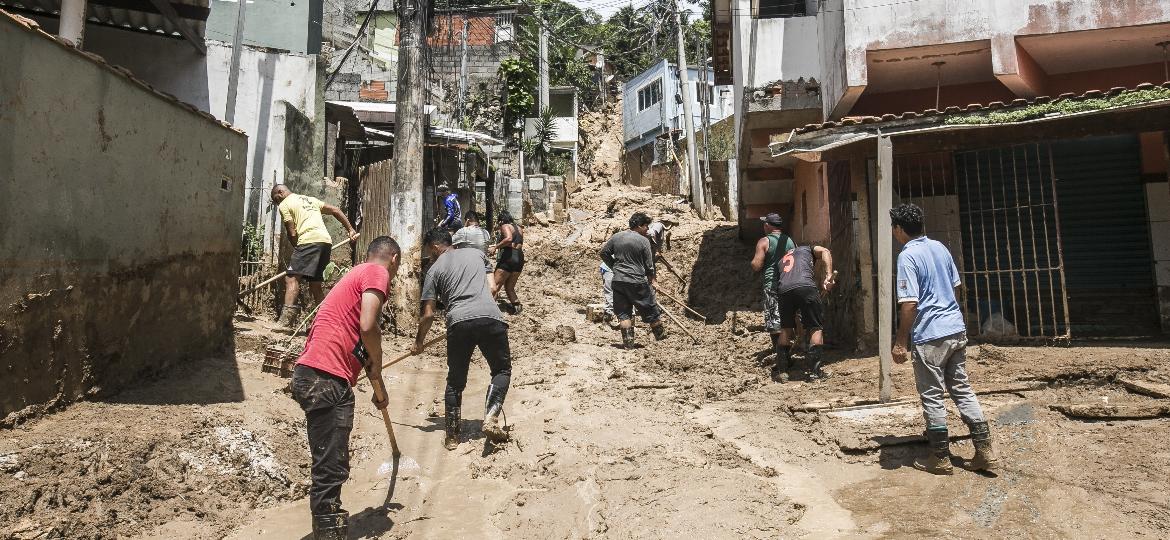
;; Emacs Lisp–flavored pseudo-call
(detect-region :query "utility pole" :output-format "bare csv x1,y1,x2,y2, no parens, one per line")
673,0,703,215
224,0,248,124
538,25,550,112
391,0,428,328
457,18,469,125
699,40,713,197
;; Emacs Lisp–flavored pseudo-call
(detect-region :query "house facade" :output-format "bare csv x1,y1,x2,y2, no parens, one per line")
622,60,732,192
714,0,1170,348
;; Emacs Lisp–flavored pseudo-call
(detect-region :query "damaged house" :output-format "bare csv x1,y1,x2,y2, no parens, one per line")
713,0,1170,349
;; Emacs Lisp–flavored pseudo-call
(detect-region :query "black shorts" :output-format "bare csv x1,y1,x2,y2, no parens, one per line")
496,248,525,273
779,286,824,330
288,242,332,282
612,280,661,323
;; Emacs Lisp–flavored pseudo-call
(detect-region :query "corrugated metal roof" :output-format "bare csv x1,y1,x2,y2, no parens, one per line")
0,0,208,38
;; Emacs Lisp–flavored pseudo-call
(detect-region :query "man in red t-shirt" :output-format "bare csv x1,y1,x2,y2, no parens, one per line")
289,236,400,540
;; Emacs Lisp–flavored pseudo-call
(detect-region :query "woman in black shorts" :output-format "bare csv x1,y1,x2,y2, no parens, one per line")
490,211,525,314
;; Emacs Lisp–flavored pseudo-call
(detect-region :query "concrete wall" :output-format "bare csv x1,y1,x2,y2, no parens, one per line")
0,15,247,422
36,18,325,253
744,15,820,89
788,162,830,244
207,0,323,54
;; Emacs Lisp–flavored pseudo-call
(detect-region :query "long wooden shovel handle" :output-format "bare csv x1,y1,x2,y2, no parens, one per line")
366,373,401,457
237,235,359,297
355,333,447,383
653,284,706,321
658,303,699,344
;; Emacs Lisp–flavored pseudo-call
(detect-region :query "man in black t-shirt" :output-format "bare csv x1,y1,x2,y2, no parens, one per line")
773,245,835,382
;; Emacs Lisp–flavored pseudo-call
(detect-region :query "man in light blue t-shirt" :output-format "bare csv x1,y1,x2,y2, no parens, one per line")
891,203,998,476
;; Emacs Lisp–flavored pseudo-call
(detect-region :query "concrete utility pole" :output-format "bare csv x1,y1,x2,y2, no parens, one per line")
538,25,550,112
58,0,87,48
224,0,248,124
391,0,429,328
699,42,713,195
673,0,703,214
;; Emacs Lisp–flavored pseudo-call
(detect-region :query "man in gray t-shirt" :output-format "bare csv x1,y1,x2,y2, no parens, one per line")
412,228,511,450
452,211,492,254
600,212,666,348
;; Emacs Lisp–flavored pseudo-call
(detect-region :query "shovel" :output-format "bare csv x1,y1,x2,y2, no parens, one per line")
237,235,359,298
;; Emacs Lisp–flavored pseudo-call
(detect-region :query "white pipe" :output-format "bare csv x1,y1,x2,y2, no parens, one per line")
59,0,88,48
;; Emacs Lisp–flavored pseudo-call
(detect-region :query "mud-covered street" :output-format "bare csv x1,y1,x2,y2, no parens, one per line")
4,182,1170,539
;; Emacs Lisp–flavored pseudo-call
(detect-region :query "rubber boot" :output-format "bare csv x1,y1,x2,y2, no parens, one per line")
511,301,523,315
444,406,461,451
621,327,636,349
764,334,781,366
806,344,826,380
771,349,791,383
281,305,301,329
913,427,954,475
482,384,509,443
651,323,667,341
312,506,348,540
962,421,1000,474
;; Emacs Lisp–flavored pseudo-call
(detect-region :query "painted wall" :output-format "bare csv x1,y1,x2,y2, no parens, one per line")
206,0,323,54
788,162,830,245
744,15,820,89
0,16,247,422
40,18,324,253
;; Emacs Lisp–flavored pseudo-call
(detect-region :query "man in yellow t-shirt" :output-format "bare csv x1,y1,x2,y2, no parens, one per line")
271,184,358,327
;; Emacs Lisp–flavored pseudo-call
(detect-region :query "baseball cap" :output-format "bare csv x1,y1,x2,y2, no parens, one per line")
759,213,784,227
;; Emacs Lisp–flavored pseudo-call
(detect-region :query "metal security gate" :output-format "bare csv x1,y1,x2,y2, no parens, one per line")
954,144,1070,340
887,146,1072,341
1049,136,1158,337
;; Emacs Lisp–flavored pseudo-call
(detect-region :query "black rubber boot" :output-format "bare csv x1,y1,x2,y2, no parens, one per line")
913,428,953,475
444,406,461,451
962,421,1000,474
621,327,636,349
651,323,667,341
806,344,826,380
764,334,781,366
312,506,348,540
770,349,791,383
511,302,523,315
483,384,509,443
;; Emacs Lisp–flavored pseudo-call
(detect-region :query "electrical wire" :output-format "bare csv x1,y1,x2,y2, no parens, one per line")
326,0,381,90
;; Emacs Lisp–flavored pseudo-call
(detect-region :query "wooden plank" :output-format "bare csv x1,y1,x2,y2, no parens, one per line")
1116,377,1170,399
1050,402,1170,420
795,381,1045,412
876,135,894,402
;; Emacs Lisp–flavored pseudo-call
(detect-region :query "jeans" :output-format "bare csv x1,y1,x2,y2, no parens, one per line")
290,364,355,515
445,318,512,411
911,332,985,429
601,266,614,315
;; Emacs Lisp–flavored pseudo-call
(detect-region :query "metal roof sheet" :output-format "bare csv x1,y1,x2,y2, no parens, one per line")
0,0,208,38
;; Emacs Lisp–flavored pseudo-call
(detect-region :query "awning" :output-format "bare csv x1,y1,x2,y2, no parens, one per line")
770,83,1170,159
326,100,438,124
0,0,209,52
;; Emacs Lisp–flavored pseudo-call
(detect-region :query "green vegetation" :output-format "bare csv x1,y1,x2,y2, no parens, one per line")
241,224,264,261
500,58,537,135
945,87,1170,125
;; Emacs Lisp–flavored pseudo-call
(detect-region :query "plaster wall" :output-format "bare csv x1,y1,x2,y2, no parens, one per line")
0,17,247,421
840,0,1170,91
206,0,323,54
46,20,324,252
744,15,820,89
